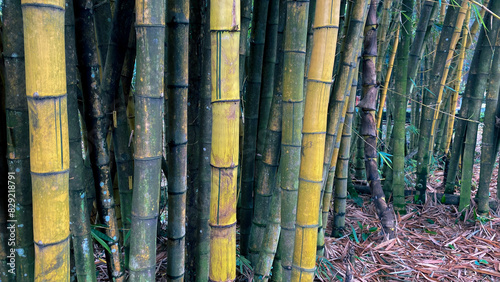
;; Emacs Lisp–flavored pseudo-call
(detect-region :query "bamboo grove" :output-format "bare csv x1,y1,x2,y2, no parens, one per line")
0,0,499,280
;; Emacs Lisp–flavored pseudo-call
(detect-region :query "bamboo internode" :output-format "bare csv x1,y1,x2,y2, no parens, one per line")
22,0,70,279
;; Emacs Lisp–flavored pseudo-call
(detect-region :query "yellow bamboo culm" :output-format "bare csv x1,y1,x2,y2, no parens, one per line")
209,0,240,281
292,0,340,281
428,0,469,156
376,25,400,131
22,0,70,280
445,6,471,154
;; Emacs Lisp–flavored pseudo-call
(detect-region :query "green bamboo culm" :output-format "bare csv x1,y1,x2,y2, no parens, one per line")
279,1,309,279
0,47,8,282
253,68,283,280
375,0,393,82
357,0,396,238
239,0,270,256
458,0,500,212
255,0,280,166
3,0,35,278
332,67,358,237
195,1,211,279
166,0,189,280
392,0,414,213
64,0,96,279
248,0,280,267
303,0,316,95
414,0,467,202
239,0,252,96
128,0,165,279
477,24,500,214
73,0,124,278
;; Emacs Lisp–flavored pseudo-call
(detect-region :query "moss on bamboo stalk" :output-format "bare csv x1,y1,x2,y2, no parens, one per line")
279,1,309,279
128,0,164,279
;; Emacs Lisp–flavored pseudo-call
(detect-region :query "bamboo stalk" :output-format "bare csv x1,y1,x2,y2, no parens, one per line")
249,0,280,266
415,0,468,202
331,67,358,237
195,1,211,279
22,0,70,278
357,0,396,237
444,8,470,155
376,25,400,131
128,0,164,279
292,0,340,280
459,0,500,211
165,0,189,280
92,0,112,68
392,0,414,213
253,73,283,280
239,0,270,256
3,0,35,278
376,0,394,82
209,1,240,280
74,0,124,278
279,0,309,279
64,0,96,279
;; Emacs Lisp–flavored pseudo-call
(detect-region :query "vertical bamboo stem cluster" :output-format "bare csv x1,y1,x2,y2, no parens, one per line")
3,0,35,278
292,0,339,280
73,0,123,277
248,0,280,266
444,8,470,155
166,1,189,280
64,0,96,279
279,1,309,279
128,0,164,279
415,0,467,201
22,0,70,279
239,0,269,255
209,1,240,280
357,0,395,237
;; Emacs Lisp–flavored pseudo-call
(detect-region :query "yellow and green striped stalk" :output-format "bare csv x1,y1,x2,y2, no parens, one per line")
65,0,96,279
444,7,470,155
248,0,280,266
73,0,123,278
292,0,339,280
166,0,189,280
22,0,70,278
331,70,358,237
4,0,35,278
427,0,469,163
279,1,309,279
128,0,164,279
239,0,270,256
357,0,395,237
209,1,240,280
376,26,399,132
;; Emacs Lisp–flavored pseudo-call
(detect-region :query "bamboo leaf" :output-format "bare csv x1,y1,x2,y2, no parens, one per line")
91,229,111,253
